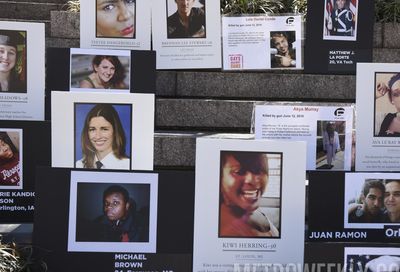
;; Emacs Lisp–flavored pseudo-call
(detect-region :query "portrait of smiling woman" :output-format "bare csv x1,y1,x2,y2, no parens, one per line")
78,55,128,90
0,30,27,93
96,0,136,38
75,103,131,170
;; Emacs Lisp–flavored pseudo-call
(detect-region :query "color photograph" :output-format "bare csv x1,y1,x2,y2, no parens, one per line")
345,247,400,272
70,49,130,92
270,31,296,69
323,0,358,41
0,129,22,190
0,29,27,93
96,0,136,38
218,151,282,238
74,103,132,170
166,0,206,39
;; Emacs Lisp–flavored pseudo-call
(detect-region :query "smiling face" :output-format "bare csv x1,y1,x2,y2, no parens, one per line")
385,181,400,215
0,139,13,160
94,59,116,84
0,45,16,73
103,192,129,221
175,0,195,17
272,35,289,55
221,155,268,213
88,116,114,156
363,187,384,216
96,0,135,38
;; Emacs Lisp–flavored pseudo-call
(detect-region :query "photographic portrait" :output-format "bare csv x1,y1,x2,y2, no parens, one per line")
270,31,296,69
345,173,400,229
96,0,136,39
74,103,132,170
322,0,358,41
166,0,206,39
218,151,282,238
0,29,27,93
0,129,22,190
316,120,346,170
374,72,400,137
68,171,158,253
345,248,400,272
70,49,130,92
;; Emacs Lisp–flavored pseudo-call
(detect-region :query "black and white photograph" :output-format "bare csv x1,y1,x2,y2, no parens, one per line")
344,247,400,272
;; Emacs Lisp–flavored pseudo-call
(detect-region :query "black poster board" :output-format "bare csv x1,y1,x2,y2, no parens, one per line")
304,0,374,74
308,171,400,242
46,48,156,93
33,167,194,272
0,121,50,223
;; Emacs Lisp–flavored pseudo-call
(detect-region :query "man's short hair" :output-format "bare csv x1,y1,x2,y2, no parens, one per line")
103,185,129,203
385,179,400,186
362,179,385,197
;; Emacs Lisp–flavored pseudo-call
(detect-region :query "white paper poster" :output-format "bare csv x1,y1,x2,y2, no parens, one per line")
52,92,154,171
0,21,45,120
151,0,221,69
68,171,158,253
356,63,400,171
254,104,354,170
80,0,151,50
193,138,306,272
222,15,303,70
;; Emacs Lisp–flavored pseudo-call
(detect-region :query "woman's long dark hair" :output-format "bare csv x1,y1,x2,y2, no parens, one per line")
92,55,125,87
81,104,127,168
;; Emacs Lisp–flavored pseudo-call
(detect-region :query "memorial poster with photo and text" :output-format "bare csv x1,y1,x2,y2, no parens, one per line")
151,0,221,69
80,0,151,50
304,0,374,74
0,21,45,120
355,63,400,171
222,15,303,70
254,104,354,171
192,138,306,272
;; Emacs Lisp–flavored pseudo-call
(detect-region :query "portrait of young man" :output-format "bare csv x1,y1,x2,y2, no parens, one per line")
75,183,149,243
218,151,281,238
166,0,206,39
323,0,357,41
270,31,296,68
74,103,132,170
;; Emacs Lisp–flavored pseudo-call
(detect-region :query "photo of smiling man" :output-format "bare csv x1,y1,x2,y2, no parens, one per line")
270,31,296,68
219,151,281,238
74,103,132,170
96,0,136,38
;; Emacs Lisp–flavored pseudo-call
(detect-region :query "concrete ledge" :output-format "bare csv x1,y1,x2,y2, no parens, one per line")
50,10,79,38
383,23,400,48
171,72,355,100
46,37,79,48
373,48,400,63
373,23,383,48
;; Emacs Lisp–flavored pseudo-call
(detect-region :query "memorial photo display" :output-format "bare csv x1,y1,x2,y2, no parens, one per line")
0,120,50,223
152,0,221,69
0,21,45,120
308,171,400,242
33,168,195,272
52,92,154,171
304,0,374,74
193,138,306,272
222,15,303,70
356,63,400,171
80,0,151,50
